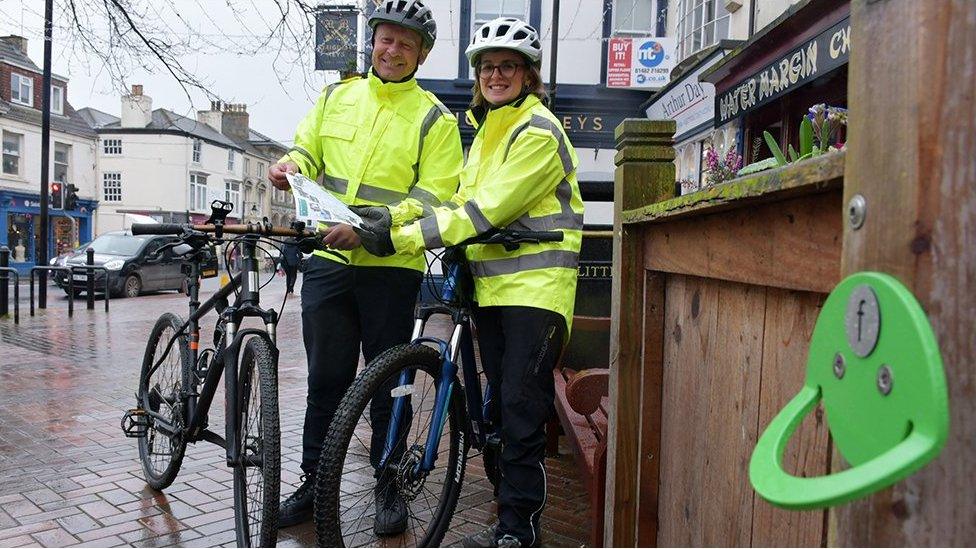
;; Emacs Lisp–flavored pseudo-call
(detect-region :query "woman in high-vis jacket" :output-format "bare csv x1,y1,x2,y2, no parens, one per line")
333,17,584,548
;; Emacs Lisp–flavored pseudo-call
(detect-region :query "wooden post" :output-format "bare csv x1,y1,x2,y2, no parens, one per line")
835,0,976,544
607,119,675,546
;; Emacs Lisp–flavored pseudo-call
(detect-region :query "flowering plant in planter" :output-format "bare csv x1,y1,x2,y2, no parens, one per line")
704,145,743,187
738,104,848,176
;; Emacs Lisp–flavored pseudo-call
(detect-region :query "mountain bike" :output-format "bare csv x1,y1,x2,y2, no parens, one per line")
313,229,563,547
120,200,336,547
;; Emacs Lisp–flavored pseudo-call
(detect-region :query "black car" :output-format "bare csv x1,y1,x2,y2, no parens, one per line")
51,231,187,298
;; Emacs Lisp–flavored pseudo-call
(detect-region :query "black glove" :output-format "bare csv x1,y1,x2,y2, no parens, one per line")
350,205,395,257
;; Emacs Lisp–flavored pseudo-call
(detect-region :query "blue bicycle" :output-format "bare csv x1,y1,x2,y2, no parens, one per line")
313,229,563,547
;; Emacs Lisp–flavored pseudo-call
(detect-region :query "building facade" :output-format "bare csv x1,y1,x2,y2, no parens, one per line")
0,36,98,272
644,0,844,193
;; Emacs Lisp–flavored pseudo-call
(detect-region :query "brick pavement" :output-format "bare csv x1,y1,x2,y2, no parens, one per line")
0,276,589,547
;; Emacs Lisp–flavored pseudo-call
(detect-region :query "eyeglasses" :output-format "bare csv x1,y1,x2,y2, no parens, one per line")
478,61,525,78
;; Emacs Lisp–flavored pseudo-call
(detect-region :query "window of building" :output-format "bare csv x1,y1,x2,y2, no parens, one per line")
103,172,122,202
257,161,265,179
189,173,209,211
473,0,529,28
227,149,235,171
7,213,33,262
3,131,22,175
192,139,201,163
225,180,241,214
243,157,251,176
103,138,122,155
257,188,266,213
676,0,731,61
54,142,70,182
613,0,660,34
10,73,33,107
51,85,64,115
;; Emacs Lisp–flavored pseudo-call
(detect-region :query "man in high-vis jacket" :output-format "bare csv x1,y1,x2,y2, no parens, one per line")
267,0,462,533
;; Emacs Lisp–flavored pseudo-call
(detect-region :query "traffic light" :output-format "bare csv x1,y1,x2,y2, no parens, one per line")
64,184,79,210
50,182,63,209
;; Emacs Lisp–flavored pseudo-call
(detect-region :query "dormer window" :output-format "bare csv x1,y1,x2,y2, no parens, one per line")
10,73,33,107
51,85,64,115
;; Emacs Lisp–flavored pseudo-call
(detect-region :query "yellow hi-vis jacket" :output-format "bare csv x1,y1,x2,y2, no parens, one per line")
391,94,583,331
281,71,463,271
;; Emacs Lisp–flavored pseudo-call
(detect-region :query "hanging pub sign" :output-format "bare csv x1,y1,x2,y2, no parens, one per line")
315,5,359,71
715,16,850,125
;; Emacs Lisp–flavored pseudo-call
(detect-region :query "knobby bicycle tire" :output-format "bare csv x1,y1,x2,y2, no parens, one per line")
314,343,470,547
137,312,190,491
233,337,281,547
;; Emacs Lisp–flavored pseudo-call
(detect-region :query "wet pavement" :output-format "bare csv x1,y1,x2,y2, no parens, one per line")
0,276,589,547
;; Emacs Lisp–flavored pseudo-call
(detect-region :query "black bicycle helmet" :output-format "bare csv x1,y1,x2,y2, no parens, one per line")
368,0,437,49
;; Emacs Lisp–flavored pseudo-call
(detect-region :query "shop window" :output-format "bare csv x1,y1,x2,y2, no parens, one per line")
3,131,23,175
10,73,33,107
613,0,660,34
7,213,32,262
192,139,202,163
54,142,70,182
103,138,122,155
51,85,64,115
189,173,208,211
676,0,731,62
103,172,122,202
53,216,74,256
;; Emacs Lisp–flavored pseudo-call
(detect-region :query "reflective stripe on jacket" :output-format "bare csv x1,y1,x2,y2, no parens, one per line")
281,71,462,271
391,94,583,330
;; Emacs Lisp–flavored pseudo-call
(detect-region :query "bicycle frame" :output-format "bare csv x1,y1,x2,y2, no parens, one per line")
140,235,279,468
379,259,495,474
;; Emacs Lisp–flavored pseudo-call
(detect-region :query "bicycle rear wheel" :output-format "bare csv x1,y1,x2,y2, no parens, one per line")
314,343,469,547
137,312,190,490
233,337,281,547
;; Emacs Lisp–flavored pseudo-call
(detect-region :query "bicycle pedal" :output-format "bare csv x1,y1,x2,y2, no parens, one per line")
121,408,149,438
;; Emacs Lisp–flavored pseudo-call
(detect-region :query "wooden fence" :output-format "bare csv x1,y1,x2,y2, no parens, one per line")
604,0,974,546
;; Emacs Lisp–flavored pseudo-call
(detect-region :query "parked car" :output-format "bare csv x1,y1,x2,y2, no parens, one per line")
50,231,187,298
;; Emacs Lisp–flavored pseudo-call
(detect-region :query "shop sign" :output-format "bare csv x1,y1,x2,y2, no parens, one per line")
607,37,676,89
453,110,624,137
716,16,850,125
314,5,358,71
645,51,726,140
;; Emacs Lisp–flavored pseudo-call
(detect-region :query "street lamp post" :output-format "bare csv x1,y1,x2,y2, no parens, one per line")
38,0,53,308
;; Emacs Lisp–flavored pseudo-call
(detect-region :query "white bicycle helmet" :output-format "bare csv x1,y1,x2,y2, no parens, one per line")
465,17,543,66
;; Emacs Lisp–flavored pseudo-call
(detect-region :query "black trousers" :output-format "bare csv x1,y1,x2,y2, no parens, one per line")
283,265,298,293
299,256,421,475
474,305,565,547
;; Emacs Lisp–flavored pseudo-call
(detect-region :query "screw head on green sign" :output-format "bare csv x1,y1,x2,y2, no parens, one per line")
749,272,949,509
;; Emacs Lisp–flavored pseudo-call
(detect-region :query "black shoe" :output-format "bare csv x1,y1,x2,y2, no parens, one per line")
373,481,408,536
279,473,315,528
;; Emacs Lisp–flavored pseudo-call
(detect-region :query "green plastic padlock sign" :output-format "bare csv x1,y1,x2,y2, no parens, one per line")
750,272,948,509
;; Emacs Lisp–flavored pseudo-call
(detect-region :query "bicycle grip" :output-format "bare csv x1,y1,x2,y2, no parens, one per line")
516,231,563,242
131,223,186,235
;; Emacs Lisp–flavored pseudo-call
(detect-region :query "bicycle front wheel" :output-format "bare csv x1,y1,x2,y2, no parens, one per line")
314,343,469,547
233,337,281,547
137,312,190,490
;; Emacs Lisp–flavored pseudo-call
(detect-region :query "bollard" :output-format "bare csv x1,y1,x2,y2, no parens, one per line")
0,246,8,317
86,247,95,310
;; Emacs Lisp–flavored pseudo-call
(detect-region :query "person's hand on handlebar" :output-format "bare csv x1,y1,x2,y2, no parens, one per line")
269,161,299,190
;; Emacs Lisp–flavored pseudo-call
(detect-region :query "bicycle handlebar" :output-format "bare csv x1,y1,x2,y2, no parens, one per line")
131,222,316,238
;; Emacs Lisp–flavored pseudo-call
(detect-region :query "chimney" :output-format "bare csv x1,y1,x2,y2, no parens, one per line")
120,84,153,127
220,103,250,143
1,35,27,53
197,100,223,132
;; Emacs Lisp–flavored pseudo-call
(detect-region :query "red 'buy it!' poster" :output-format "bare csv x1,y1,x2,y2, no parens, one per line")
608,37,632,87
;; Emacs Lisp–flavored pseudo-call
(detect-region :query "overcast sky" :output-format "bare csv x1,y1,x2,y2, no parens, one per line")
0,0,353,146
